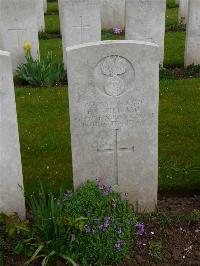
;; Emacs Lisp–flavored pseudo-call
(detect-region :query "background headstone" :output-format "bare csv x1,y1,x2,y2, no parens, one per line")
100,0,125,29
0,0,40,73
37,0,45,32
178,0,188,24
66,40,159,212
43,0,48,14
125,0,166,64
184,0,200,66
0,50,25,219
58,0,101,68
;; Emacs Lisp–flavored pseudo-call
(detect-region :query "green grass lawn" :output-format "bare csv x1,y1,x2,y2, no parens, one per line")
15,79,200,194
47,2,58,13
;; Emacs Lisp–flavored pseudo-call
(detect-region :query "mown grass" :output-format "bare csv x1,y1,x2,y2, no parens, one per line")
15,79,200,194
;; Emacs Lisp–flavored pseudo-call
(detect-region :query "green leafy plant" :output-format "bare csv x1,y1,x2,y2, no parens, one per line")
184,64,200,77
189,209,200,223
63,180,137,265
1,181,137,265
148,240,162,260
16,50,66,87
160,66,175,80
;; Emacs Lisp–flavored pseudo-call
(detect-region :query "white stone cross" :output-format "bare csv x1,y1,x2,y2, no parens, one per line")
72,16,90,43
97,129,134,186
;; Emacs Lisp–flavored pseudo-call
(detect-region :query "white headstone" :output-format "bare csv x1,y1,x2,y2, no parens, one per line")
178,0,188,24
0,0,40,73
66,40,159,212
58,0,101,68
184,0,200,66
43,0,48,14
100,0,125,29
0,50,25,219
37,0,45,32
125,0,166,64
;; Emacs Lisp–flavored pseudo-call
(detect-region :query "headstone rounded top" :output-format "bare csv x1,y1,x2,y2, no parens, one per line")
66,40,159,52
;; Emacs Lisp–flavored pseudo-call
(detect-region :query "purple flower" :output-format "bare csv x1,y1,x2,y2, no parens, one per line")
115,240,122,252
136,223,145,236
64,191,72,198
84,211,91,217
99,217,111,232
101,186,113,196
126,220,131,225
116,226,122,235
91,228,96,234
113,26,122,35
120,193,128,200
70,234,76,241
111,199,116,208
85,225,91,233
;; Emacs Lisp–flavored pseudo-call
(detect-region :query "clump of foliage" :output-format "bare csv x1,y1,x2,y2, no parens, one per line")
148,240,162,260
160,66,175,80
16,41,66,87
63,180,137,265
184,64,200,77
1,180,137,265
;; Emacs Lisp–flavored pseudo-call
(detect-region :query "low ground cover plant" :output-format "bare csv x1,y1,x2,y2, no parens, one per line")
0,180,138,265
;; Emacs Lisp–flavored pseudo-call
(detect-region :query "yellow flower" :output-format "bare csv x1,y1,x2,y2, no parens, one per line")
23,41,32,54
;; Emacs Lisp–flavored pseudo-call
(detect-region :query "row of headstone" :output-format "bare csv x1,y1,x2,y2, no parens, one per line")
0,0,40,73
58,0,166,67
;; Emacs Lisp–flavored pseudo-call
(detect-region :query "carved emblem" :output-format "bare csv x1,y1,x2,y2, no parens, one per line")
94,55,135,97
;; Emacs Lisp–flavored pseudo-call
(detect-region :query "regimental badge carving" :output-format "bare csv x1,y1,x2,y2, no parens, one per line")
94,55,135,97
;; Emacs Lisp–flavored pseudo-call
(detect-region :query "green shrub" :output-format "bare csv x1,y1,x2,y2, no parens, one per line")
16,52,66,87
63,180,137,265
184,64,200,77
1,180,137,266
160,66,175,80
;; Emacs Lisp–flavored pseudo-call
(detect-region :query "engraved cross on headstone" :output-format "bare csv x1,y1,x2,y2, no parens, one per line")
72,16,90,43
97,129,134,186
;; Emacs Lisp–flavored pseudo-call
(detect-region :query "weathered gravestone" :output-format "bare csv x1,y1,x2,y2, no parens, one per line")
178,0,188,24
125,0,166,64
0,50,25,219
43,0,48,14
0,0,39,73
100,0,125,29
37,0,45,32
184,0,200,66
58,0,101,68
66,40,159,212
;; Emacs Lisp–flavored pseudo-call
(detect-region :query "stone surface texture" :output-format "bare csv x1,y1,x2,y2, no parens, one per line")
0,50,25,219
100,0,125,29
58,0,101,68
178,0,188,24
37,0,45,32
125,0,166,64
0,0,39,73
184,0,200,66
66,40,159,212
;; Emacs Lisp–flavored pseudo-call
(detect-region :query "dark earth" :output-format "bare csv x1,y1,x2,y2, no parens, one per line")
2,195,200,266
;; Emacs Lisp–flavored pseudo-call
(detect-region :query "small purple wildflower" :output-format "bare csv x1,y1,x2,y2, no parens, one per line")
70,234,76,241
113,26,122,35
101,186,113,196
136,223,145,236
111,199,116,208
64,191,72,198
120,193,128,200
126,220,131,225
84,211,91,217
116,226,122,235
91,228,96,234
115,240,122,252
99,217,111,232
85,225,91,233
